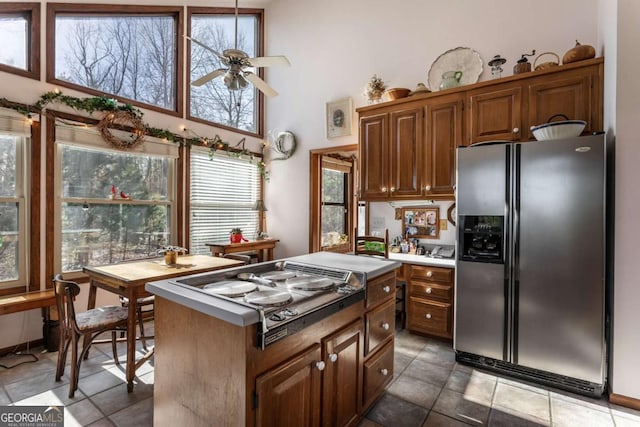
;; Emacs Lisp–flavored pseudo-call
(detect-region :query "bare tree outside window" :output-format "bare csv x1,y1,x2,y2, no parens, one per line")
54,14,177,111
190,14,258,133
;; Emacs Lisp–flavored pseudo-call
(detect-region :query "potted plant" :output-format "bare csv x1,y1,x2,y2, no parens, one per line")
230,228,248,244
157,245,188,265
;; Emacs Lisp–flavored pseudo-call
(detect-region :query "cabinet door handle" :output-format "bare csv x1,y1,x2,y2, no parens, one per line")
426,287,432,294
316,361,326,371
390,186,396,192
513,127,520,134
425,313,432,319
380,368,389,376
381,186,387,192
329,353,338,363
426,271,433,278
424,185,432,192
381,322,390,331
382,285,391,293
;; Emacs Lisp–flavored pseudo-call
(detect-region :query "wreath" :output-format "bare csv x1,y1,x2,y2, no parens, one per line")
97,110,146,150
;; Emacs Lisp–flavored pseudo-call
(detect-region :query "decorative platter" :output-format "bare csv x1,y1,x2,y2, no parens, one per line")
427,47,483,91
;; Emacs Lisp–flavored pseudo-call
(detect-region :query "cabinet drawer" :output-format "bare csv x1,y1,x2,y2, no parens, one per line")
366,271,396,309
409,265,453,283
365,299,395,356
407,297,451,338
362,339,394,411
408,281,452,302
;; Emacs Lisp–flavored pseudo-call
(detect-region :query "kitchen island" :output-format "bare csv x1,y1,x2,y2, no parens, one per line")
147,252,400,427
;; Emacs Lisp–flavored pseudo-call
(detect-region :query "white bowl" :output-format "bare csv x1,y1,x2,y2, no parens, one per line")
530,120,586,141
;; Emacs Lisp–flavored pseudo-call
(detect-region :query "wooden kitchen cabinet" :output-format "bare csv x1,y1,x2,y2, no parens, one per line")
526,69,601,140
467,58,602,144
423,93,465,197
359,107,423,200
468,84,522,143
361,271,395,412
357,58,604,197
256,345,322,427
406,264,455,340
321,320,364,427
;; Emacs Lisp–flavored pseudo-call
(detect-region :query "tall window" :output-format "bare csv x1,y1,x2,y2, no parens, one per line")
189,147,260,255
48,4,182,114
188,8,263,136
0,3,40,80
321,157,352,248
0,113,31,289
54,124,177,274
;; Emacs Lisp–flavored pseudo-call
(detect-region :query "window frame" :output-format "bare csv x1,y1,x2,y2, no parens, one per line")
186,6,265,138
0,109,39,296
0,2,41,80
46,3,184,117
46,111,178,282
320,167,349,246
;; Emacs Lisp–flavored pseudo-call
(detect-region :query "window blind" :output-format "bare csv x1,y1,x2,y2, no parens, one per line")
190,148,260,254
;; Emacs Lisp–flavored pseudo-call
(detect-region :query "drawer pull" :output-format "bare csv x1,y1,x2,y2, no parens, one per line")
513,127,520,134
380,368,389,376
424,185,432,191
426,271,433,278
425,313,432,319
426,287,432,294
316,361,326,371
382,285,391,293
329,353,338,363
381,322,390,331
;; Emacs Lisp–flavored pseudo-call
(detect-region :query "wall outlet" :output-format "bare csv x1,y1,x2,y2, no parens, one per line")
371,216,385,228
439,219,448,230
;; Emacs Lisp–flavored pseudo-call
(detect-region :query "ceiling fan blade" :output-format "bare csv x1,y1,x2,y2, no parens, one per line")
248,55,291,68
243,72,278,97
192,69,226,87
184,35,225,60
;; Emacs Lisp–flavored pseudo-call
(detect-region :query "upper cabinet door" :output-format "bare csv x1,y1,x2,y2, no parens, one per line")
526,72,596,140
359,113,389,199
423,93,465,198
389,107,423,198
468,84,522,144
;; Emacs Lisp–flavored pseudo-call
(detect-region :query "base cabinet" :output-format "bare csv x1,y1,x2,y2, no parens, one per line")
406,264,455,339
322,320,364,427
256,345,322,427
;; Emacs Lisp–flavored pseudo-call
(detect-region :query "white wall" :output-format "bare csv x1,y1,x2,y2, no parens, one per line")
265,0,599,258
611,0,640,401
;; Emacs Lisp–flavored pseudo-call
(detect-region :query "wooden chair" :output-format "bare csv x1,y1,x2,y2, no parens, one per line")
119,295,155,351
53,274,129,398
353,228,389,258
353,229,406,328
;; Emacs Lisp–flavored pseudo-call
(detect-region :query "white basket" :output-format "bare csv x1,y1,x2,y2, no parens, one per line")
530,120,586,141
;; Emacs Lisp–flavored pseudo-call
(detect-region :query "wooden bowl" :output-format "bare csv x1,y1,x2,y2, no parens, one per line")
383,88,411,101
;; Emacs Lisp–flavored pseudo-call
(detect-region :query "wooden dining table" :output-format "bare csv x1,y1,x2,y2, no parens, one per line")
82,254,243,392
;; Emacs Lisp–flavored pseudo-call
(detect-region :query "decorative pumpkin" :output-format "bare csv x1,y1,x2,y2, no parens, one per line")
562,40,596,64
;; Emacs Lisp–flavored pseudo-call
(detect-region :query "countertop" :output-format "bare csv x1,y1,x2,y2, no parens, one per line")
285,252,401,279
388,252,456,268
146,252,401,327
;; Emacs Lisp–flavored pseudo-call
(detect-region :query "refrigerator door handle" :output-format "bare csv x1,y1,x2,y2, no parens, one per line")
510,144,522,364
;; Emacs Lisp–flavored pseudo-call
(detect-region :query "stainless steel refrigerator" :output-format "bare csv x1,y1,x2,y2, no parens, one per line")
454,134,607,396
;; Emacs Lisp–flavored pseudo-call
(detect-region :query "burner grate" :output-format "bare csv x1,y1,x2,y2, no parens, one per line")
283,263,350,282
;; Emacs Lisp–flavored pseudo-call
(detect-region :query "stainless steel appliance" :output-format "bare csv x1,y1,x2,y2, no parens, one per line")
454,134,607,396
166,260,365,349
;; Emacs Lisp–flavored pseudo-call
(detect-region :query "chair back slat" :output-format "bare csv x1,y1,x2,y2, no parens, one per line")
353,228,389,258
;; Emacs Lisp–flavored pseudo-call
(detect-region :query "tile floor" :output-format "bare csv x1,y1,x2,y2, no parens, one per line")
1,323,640,426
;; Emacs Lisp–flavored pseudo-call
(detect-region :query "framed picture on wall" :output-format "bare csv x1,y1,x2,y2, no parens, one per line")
326,97,353,138
402,207,440,239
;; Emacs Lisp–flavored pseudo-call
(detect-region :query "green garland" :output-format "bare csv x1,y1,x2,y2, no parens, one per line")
1,91,269,180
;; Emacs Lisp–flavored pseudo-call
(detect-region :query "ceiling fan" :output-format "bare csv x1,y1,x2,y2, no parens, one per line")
187,0,290,97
